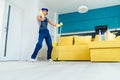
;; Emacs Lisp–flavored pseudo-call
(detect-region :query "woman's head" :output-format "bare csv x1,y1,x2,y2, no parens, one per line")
41,8,48,16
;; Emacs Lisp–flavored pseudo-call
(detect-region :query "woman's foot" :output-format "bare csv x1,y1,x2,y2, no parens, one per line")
48,59,53,62
30,59,37,62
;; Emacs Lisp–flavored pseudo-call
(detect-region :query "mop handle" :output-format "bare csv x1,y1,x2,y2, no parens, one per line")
57,26,62,60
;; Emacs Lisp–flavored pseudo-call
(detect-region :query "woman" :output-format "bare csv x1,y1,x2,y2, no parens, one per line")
31,8,62,62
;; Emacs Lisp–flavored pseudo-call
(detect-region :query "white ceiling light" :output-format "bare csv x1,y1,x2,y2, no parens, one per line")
78,5,88,13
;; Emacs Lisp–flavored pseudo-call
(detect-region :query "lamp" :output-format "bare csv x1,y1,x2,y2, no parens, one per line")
78,5,88,13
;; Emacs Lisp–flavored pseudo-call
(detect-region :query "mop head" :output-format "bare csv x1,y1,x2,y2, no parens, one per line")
57,22,63,27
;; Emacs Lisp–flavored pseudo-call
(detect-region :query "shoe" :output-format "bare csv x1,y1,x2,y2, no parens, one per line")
30,59,37,62
48,59,53,62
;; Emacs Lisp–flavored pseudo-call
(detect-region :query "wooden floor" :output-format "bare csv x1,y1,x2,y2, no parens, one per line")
0,61,120,80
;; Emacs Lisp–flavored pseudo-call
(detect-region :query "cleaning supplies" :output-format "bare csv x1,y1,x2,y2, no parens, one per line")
99,30,102,41
99,30,106,41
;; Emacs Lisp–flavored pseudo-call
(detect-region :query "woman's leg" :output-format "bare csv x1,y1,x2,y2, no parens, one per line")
45,31,53,60
31,32,44,59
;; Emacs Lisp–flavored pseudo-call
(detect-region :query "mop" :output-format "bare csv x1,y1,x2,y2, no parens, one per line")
56,22,63,61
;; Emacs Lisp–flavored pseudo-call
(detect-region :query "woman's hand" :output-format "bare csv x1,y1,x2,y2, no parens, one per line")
37,16,45,21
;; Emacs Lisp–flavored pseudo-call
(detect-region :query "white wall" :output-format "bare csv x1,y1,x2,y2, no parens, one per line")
19,0,40,60
0,0,58,60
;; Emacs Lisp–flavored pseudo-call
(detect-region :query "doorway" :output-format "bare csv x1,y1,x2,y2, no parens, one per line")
2,0,23,60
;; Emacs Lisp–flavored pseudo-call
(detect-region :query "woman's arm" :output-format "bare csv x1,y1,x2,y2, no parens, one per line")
37,16,45,21
48,19,57,27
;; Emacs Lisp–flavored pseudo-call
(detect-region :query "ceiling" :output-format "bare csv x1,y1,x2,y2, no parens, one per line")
42,0,120,14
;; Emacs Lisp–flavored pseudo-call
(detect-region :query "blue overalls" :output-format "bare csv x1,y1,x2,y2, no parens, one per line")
31,17,53,60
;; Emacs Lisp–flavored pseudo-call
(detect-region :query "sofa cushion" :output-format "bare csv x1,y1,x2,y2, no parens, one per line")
58,36,73,46
52,45,90,60
74,36,92,45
